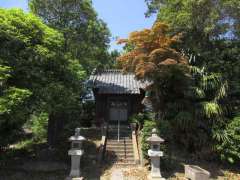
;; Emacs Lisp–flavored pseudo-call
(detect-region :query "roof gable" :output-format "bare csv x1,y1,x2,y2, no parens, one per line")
88,69,146,94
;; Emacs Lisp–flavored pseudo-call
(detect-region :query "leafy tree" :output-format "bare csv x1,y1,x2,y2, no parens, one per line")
144,0,240,99
118,22,188,118
0,8,86,146
145,0,240,40
118,22,228,152
168,66,228,152
106,50,121,69
215,113,240,164
0,65,32,147
29,0,111,73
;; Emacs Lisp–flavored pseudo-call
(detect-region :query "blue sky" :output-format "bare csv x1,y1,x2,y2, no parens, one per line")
0,0,156,50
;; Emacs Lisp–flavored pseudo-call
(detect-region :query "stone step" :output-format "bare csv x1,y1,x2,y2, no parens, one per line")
107,140,132,143
108,136,132,139
107,145,132,148
106,154,135,161
108,153,134,157
114,158,135,162
107,150,133,154
111,157,135,163
107,147,133,152
107,152,134,158
107,144,133,147
108,131,131,134
107,142,132,144
116,155,134,159
107,142,132,145
106,157,136,164
108,128,131,131
107,148,133,152
108,132,131,135
107,143,132,146
108,134,131,137
108,136,131,138
107,148,133,153
107,139,132,142
108,129,131,132
115,162,136,166
108,125,130,128
108,138,132,140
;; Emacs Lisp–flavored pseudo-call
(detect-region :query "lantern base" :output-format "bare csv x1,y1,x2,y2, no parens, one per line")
65,177,84,180
148,174,165,180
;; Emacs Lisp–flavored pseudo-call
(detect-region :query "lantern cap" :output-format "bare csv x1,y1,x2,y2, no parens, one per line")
69,128,85,141
146,128,165,143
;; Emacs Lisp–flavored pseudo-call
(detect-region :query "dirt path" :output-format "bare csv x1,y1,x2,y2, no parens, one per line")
100,166,149,180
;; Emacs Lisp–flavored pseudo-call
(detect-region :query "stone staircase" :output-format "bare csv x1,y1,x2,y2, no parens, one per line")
105,125,135,165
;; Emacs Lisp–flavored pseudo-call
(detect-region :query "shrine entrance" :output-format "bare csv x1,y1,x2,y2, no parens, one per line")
109,100,128,122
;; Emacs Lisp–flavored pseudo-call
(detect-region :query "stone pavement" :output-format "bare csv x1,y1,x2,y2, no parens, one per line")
107,167,148,180
111,169,124,180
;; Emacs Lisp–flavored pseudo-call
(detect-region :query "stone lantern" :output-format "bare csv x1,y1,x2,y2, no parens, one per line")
147,128,165,180
66,128,85,180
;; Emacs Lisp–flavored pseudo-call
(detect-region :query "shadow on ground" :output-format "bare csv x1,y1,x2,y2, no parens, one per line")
158,150,240,180
0,128,117,180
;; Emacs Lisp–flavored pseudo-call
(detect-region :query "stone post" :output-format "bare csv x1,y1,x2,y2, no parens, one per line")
147,128,165,180
66,128,85,180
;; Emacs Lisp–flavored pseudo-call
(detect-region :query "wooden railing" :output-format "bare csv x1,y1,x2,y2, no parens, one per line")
131,123,140,164
97,122,108,163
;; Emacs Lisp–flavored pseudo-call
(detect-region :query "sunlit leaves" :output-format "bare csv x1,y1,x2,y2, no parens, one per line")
0,9,87,147
201,73,222,91
214,114,240,164
29,0,111,73
202,102,223,119
212,128,229,143
0,87,31,115
0,65,11,83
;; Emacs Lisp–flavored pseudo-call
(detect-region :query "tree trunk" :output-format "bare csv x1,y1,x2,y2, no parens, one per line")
47,113,65,147
47,113,57,147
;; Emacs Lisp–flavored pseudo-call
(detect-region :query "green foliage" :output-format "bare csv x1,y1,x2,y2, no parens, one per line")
31,112,49,141
0,87,31,114
163,66,228,152
145,0,240,40
29,0,111,73
0,64,32,147
141,120,157,157
129,112,147,125
80,101,95,127
202,102,223,119
215,113,240,164
0,87,31,147
142,0,240,162
0,65,11,83
145,0,240,112
0,8,87,147
129,113,143,124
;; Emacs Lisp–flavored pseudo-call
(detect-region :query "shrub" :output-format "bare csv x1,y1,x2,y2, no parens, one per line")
215,113,240,164
0,86,31,147
80,101,95,127
141,120,157,157
129,112,155,128
31,112,49,141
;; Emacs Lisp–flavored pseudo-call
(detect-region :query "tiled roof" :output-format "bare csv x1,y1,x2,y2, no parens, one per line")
88,69,147,94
